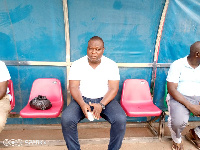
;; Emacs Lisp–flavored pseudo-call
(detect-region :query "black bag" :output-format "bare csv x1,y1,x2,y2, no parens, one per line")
29,95,52,110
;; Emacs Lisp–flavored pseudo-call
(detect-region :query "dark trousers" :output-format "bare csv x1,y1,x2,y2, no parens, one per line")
61,97,126,150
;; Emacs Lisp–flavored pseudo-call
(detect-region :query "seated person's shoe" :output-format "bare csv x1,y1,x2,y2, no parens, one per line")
172,141,184,150
185,128,200,150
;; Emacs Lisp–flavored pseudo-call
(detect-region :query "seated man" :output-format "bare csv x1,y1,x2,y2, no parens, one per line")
61,36,126,150
167,41,200,150
0,61,11,133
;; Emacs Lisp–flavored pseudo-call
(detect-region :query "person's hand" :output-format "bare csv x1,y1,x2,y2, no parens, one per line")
189,104,200,116
80,103,91,119
89,102,102,120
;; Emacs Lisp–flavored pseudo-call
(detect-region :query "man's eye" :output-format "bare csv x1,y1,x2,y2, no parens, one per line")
88,48,101,51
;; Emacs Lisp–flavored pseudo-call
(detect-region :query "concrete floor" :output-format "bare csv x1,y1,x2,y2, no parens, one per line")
0,122,199,150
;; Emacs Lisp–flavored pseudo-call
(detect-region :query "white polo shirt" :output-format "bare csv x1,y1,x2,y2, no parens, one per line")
0,61,11,82
68,55,120,99
0,61,11,100
166,56,200,96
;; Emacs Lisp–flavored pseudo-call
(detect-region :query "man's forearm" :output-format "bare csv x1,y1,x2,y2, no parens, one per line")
100,80,119,106
70,87,85,107
100,88,118,106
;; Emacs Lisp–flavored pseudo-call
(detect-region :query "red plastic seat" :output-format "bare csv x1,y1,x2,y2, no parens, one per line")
20,78,63,118
121,79,162,117
120,79,164,139
8,79,15,110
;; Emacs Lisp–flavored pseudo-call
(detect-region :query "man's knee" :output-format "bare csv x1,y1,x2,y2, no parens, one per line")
113,113,127,127
119,113,127,123
171,118,188,131
61,112,78,129
61,112,71,127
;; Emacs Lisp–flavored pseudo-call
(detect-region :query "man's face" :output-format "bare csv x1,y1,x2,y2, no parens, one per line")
87,39,104,64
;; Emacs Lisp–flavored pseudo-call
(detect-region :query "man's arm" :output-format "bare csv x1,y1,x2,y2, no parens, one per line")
0,81,8,100
100,80,119,105
90,80,119,120
168,81,200,116
69,80,91,118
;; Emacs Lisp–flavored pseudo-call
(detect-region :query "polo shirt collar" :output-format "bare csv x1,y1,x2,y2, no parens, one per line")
183,56,192,68
86,55,105,69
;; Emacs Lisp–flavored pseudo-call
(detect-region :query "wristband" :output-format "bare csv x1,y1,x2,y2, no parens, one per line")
99,102,105,110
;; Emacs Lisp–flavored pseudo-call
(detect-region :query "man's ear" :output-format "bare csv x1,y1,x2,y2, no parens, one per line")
196,51,200,57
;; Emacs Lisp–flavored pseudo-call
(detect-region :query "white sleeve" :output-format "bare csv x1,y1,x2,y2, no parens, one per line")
68,63,81,80
0,62,11,82
108,63,120,80
166,61,181,83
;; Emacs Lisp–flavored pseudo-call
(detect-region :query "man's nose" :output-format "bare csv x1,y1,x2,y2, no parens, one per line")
92,49,97,53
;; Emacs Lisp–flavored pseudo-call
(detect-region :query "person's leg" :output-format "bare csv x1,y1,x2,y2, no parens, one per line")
0,95,11,133
61,99,85,150
101,99,126,150
168,95,190,144
185,96,200,149
193,96,200,138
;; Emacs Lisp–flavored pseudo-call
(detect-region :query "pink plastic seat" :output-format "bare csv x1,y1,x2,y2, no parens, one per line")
20,78,63,118
121,79,162,117
8,80,15,110
120,79,164,139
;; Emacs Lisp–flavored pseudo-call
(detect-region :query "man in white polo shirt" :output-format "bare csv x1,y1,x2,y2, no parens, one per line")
0,61,11,133
61,36,126,150
167,41,200,150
